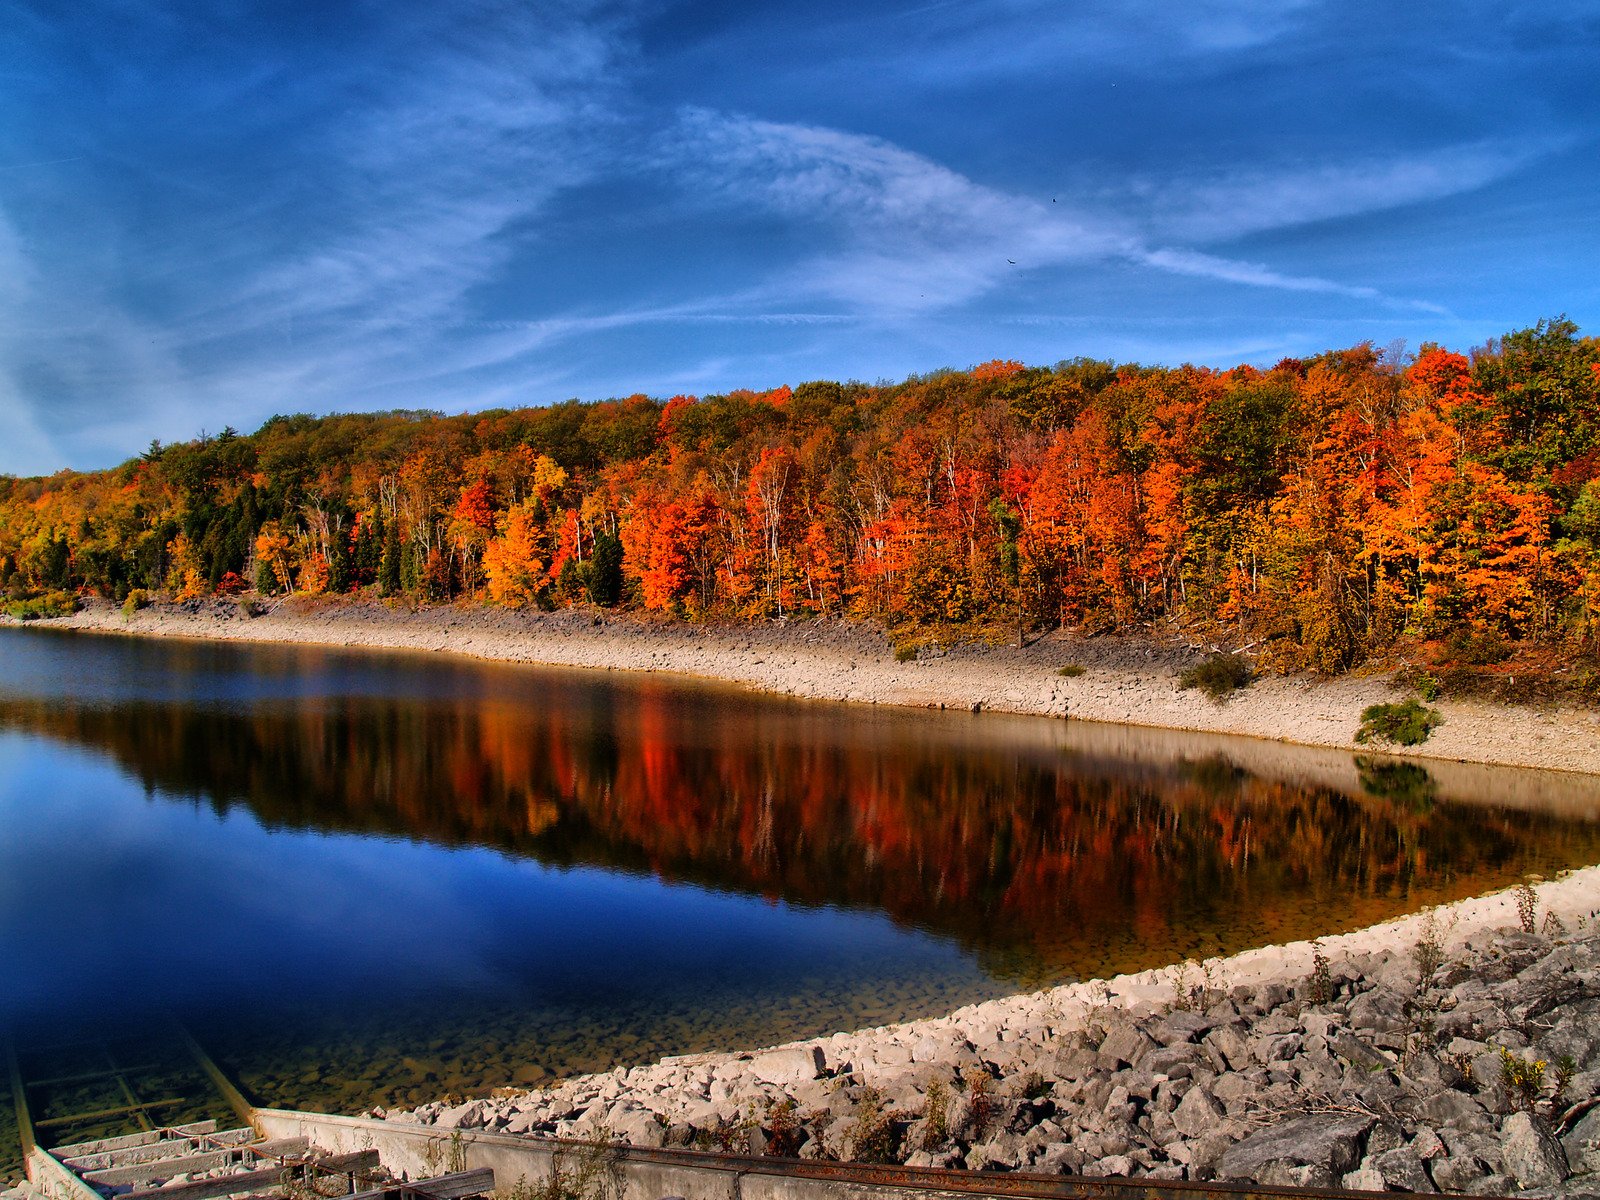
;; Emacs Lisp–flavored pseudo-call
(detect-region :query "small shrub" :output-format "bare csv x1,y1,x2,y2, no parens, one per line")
762,1097,803,1158
1168,959,1208,1012
918,1078,949,1151
800,1109,834,1161
1056,664,1086,678
123,588,149,617
960,1068,993,1141
1448,626,1513,666
1306,941,1332,1005
1516,880,1539,934
1178,653,1252,702
1356,698,1442,746
1415,673,1442,701
1555,1054,1577,1101
694,1113,753,1154
894,643,917,663
1499,1048,1547,1112
844,1087,897,1164
1412,909,1449,987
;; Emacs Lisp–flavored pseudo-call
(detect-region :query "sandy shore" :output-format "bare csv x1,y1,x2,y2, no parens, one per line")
24,596,1600,776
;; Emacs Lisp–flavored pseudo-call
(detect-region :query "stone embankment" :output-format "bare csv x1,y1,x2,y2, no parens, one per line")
388,876,1600,1196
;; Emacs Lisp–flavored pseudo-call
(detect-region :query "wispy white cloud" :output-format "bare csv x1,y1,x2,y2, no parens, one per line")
0,3,634,472
821,0,1320,83
1119,140,1558,243
658,108,1445,317
0,206,63,472
183,6,626,385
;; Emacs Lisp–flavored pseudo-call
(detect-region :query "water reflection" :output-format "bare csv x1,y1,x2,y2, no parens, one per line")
0,626,1597,1137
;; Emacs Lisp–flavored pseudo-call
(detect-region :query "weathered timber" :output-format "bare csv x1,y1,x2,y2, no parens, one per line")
347,1170,496,1200
117,1151,381,1200
34,1100,185,1130
4,1035,34,1158
66,1131,254,1173
55,1123,220,1161
26,1066,159,1090
167,1026,254,1130
85,1139,311,1187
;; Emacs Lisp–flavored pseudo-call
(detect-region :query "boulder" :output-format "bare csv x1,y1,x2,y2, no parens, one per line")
1368,1147,1436,1192
1201,1025,1251,1072
1170,1084,1224,1140
1217,1114,1373,1183
1152,1011,1216,1044
748,1046,826,1087
1100,1026,1156,1068
1501,1111,1570,1189
436,1099,487,1130
1560,1104,1600,1176
1429,1154,1491,1192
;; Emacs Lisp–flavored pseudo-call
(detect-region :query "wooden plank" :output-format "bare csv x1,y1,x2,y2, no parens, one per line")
34,1098,185,1129
84,1139,311,1187
55,1122,220,1160
346,1170,496,1200
412,1170,496,1200
66,1131,255,1172
5,1032,36,1159
85,1139,312,1190
26,1149,109,1200
28,1065,159,1090
167,1025,255,1130
106,1053,155,1135
119,1151,381,1200
66,1138,196,1173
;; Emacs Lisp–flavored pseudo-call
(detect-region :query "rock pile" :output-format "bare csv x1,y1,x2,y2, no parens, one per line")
391,922,1600,1195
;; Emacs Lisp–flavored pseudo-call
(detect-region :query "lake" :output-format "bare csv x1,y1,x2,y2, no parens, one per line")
2,625,1597,1170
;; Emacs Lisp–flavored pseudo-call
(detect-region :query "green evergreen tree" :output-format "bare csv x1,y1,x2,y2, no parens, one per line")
588,532,624,607
379,523,402,596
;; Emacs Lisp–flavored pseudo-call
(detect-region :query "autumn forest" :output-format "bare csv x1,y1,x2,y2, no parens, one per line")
4,318,1599,679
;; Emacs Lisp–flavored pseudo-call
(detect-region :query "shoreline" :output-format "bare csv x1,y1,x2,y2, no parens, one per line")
18,595,1600,776
391,867,1600,1191
13,597,1600,1190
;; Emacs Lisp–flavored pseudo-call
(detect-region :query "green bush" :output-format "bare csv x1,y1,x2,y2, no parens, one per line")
1179,653,1253,701
894,643,917,663
1356,698,1442,746
123,588,150,618
1056,664,1086,677
5,591,78,621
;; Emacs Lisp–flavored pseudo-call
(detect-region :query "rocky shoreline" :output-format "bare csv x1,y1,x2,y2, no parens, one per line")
19,597,1600,775
387,870,1600,1196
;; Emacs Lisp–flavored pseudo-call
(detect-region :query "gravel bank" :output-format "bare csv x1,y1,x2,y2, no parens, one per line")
390,869,1600,1196
30,597,1600,776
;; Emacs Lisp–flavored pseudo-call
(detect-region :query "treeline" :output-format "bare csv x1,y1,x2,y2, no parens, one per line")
3,318,1598,673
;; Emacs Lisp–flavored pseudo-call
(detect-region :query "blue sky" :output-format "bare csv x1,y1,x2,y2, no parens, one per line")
1,0,1596,475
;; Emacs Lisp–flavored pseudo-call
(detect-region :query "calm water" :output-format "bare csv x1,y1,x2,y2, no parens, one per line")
2,625,1598,1167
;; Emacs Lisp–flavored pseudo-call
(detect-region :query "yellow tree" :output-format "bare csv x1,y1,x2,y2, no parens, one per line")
253,521,295,594
165,531,206,601
483,500,547,607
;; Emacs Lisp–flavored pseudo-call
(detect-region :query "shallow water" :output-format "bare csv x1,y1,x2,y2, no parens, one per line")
2,625,1598,1175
